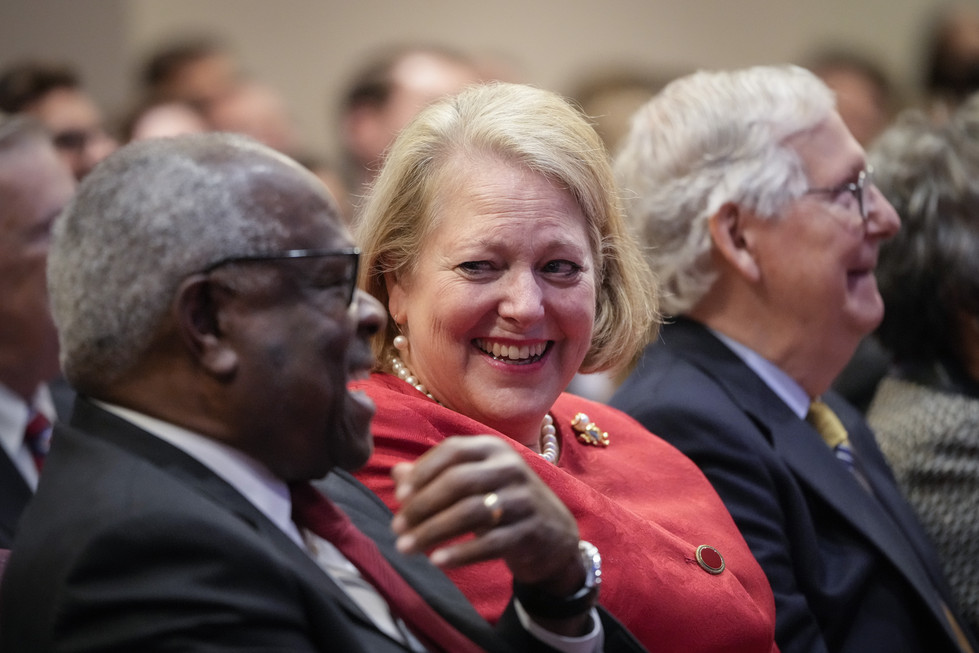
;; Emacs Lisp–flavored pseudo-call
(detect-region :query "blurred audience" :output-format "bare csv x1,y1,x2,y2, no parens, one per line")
0,61,116,180
337,44,483,208
866,93,979,635
0,115,75,547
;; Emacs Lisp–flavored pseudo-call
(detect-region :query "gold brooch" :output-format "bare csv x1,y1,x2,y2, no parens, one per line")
571,412,610,447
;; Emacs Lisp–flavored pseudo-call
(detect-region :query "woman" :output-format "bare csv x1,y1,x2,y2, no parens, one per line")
352,82,777,652
866,95,979,635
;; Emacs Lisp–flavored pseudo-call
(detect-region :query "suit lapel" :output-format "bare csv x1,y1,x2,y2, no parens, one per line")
0,450,31,546
319,470,510,653
662,320,957,634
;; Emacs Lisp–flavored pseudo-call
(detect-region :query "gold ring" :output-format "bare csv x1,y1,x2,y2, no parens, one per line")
483,492,503,527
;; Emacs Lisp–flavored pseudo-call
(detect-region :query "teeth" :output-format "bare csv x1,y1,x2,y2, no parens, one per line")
477,340,546,361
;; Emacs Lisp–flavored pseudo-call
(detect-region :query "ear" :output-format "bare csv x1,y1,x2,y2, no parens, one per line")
708,202,761,283
385,271,407,328
174,275,239,378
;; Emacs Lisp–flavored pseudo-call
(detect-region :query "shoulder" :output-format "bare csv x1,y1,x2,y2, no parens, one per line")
4,478,308,650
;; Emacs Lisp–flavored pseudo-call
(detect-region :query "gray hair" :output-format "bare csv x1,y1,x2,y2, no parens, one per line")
50,132,315,392
614,65,835,315
869,95,979,366
357,81,658,374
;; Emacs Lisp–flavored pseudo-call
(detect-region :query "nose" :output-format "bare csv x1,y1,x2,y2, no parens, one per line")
352,289,387,337
865,185,900,239
498,269,546,325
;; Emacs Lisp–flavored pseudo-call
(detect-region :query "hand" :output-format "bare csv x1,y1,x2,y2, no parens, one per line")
390,435,585,596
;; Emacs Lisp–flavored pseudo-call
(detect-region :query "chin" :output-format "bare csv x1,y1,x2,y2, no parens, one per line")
334,406,375,472
335,441,374,473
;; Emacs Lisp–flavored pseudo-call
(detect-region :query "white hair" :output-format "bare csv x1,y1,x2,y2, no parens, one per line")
614,65,835,315
49,132,317,392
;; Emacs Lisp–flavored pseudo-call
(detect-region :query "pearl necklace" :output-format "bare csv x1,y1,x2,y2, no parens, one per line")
389,355,559,464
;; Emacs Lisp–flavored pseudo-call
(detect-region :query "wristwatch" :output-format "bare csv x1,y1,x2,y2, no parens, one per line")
513,540,602,619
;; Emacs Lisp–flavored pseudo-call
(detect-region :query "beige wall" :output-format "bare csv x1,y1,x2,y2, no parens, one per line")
1,0,949,159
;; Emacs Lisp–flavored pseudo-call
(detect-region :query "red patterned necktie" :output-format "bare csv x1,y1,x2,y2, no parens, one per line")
23,409,51,472
289,482,484,653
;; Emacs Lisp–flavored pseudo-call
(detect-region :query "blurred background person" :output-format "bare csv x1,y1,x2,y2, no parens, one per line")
136,33,242,124
866,94,979,636
353,81,778,653
0,115,75,547
0,61,116,180
804,47,900,147
922,2,979,120
208,79,300,154
117,98,208,143
337,44,483,211
567,66,679,155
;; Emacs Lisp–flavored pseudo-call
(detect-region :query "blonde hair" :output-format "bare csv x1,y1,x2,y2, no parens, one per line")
356,81,658,374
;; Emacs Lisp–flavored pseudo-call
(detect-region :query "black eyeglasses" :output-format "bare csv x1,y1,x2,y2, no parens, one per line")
202,247,361,306
804,165,875,222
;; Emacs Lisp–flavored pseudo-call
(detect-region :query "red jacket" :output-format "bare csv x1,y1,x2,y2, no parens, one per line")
352,373,778,653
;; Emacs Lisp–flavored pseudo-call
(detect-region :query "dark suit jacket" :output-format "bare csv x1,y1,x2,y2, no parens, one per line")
0,450,31,549
0,398,644,652
611,318,974,653
0,378,74,548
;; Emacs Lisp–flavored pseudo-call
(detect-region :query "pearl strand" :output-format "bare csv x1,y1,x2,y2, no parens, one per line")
539,413,559,463
389,355,559,464
389,355,435,401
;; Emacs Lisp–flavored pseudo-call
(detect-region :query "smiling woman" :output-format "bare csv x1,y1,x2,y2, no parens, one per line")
349,81,780,652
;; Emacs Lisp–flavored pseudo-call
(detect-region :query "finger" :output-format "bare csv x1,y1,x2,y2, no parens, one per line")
395,439,525,529
391,461,414,502
396,490,512,555
397,435,501,497
394,455,519,535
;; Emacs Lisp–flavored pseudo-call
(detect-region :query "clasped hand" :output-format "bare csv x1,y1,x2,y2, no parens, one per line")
391,435,585,598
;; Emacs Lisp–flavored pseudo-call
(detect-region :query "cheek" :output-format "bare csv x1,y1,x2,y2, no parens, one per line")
555,283,597,342
411,280,480,342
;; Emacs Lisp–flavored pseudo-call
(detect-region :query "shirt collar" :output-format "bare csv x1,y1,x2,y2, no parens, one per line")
0,383,54,489
93,400,304,546
709,328,811,419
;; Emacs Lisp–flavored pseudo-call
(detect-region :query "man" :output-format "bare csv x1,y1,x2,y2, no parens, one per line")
338,45,482,203
611,65,975,653
0,132,643,652
137,34,242,122
0,61,116,181
0,115,75,548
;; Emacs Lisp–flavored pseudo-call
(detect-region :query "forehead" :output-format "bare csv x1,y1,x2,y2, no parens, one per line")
426,152,588,243
31,88,102,130
0,139,73,226
785,110,865,184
